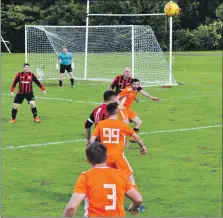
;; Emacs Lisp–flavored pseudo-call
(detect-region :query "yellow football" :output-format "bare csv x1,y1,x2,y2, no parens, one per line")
164,1,180,17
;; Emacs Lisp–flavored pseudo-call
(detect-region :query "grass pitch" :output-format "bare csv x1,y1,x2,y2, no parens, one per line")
1,52,222,216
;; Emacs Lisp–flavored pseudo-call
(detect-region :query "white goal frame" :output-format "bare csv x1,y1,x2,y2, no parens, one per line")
24,1,176,86
85,0,175,85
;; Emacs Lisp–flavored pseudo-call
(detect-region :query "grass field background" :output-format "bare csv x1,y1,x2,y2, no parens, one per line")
1,52,222,216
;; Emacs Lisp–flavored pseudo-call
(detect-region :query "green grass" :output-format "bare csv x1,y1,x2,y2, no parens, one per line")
1,52,222,216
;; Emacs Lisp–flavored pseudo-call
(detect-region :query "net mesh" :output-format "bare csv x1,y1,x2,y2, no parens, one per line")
26,25,177,86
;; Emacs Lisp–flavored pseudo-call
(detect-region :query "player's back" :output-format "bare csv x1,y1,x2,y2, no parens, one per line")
77,167,131,217
93,104,109,126
95,119,134,162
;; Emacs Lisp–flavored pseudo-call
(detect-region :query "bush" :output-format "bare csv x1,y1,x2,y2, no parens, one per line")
173,21,222,51
173,29,196,51
193,21,222,50
216,3,223,20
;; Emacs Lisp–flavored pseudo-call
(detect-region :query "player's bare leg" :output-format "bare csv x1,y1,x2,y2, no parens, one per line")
29,100,40,123
9,103,19,123
130,117,142,142
128,174,145,212
59,73,64,88
68,72,74,88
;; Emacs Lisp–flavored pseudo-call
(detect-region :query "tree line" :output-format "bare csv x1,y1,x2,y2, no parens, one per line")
1,0,222,52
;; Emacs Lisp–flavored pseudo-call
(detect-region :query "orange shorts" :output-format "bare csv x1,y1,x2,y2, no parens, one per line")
107,156,133,177
118,107,137,121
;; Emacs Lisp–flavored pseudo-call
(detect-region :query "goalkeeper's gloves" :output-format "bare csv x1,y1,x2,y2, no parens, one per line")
56,63,59,70
71,62,75,70
10,92,14,97
42,90,46,96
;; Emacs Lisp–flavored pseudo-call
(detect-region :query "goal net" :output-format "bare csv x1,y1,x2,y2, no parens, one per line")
25,25,177,86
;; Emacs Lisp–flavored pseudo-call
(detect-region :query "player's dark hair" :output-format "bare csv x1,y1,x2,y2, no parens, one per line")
103,90,116,102
107,102,118,116
86,142,107,165
131,78,140,83
23,63,30,67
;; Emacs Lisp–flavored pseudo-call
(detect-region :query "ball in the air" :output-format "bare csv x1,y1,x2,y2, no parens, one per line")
164,1,180,17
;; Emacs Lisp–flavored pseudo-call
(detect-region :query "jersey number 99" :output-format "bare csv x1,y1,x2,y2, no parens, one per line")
103,128,120,144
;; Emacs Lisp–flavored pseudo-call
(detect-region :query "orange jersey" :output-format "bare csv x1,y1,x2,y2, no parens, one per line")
92,119,135,162
74,167,133,217
118,86,143,108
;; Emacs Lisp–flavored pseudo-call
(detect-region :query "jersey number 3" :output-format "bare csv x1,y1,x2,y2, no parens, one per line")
103,128,120,144
104,184,116,210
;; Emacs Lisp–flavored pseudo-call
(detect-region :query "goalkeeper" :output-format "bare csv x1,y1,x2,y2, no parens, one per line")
56,46,75,88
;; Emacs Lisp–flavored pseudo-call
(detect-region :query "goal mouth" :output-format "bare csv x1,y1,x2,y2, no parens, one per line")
25,25,177,86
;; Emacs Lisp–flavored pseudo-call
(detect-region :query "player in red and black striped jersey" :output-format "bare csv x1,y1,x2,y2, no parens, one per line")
84,90,117,142
9,63,46,123
109,67,133,95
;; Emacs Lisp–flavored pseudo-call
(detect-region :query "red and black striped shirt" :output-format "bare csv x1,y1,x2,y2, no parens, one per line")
110,75,133,95
11,72,45,94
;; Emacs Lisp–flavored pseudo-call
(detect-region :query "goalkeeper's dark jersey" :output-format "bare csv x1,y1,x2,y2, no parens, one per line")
11,72,45,94
110,75,133,95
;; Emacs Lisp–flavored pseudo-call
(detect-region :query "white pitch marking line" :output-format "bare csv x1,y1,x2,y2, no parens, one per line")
1,93,101,104
140,124,222,135
1,93,221,104
1,139,86,150
2,124,222,150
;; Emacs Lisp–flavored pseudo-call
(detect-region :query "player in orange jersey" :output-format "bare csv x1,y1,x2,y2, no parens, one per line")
88,103,147,211
63,142,143,217
117,78,159,141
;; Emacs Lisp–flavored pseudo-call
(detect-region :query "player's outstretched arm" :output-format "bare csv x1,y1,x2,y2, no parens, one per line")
131,133,147,155
139,89,159,101
63,193,86,217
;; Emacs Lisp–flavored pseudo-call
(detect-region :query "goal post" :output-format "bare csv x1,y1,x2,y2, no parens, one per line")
85,0,177,86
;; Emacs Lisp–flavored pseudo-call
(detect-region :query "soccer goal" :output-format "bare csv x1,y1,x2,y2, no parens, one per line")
25,25,177,86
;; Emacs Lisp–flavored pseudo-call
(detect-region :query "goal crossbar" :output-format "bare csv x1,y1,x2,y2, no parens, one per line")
88,13,166,17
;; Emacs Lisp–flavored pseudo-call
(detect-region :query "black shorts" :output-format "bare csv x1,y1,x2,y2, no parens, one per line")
14,93,35,104
60,64,72,73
